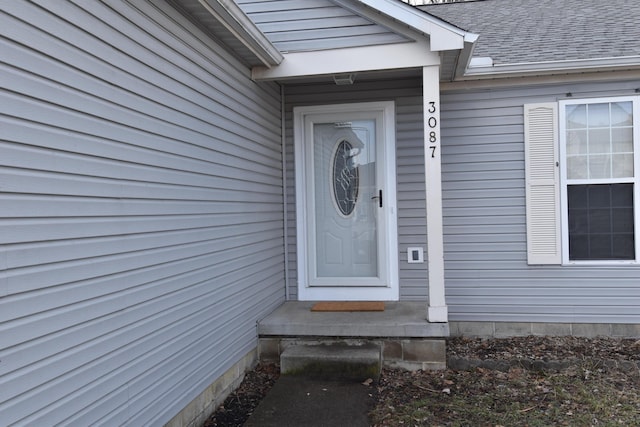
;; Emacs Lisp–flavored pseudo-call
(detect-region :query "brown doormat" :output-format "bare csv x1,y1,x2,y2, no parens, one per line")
311,301,385,312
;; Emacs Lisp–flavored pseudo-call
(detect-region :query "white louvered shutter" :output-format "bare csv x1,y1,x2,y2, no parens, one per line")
524,103,561,264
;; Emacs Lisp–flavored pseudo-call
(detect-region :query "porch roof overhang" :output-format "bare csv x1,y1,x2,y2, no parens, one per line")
248,0,478,82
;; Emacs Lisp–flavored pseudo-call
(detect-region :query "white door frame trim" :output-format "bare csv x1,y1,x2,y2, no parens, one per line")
293,101,399,301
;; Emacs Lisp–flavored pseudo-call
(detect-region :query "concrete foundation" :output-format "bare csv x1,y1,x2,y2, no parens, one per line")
449,321,640,338
164,349,257,427
261,337,447,371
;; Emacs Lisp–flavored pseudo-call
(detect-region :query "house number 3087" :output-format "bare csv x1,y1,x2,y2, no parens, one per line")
427,101,438,158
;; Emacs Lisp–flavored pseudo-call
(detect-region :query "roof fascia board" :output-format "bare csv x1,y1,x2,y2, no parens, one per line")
197,0,283,66
441,69,640,92
252,39,439,81
344,0,477,51
452,40,476,81
463,56,640,79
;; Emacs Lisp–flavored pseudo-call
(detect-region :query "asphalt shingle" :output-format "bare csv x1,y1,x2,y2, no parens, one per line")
423,0,640,65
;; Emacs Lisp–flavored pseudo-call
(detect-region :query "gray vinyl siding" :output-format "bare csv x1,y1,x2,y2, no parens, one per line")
283,76,640,324
236,0,409,52
441,79,640,324
1,1,283,426
283,78,429,301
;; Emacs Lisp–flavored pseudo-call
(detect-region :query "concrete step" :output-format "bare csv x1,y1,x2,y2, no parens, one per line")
280,342,381,381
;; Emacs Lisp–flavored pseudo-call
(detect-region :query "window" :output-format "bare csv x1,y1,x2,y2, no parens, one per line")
560,98,638,262
525,97,639,265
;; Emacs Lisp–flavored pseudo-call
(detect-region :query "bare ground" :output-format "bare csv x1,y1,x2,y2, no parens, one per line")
204,336,640,426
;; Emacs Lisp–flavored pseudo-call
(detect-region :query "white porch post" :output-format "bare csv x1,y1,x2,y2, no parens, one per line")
422,65,448,323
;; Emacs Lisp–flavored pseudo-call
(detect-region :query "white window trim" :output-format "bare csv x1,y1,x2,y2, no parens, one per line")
558,95,640,265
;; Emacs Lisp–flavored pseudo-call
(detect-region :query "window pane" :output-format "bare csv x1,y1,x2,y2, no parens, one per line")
588,154,611,179
567,156,588,179
612,185,634,206
568,234,589,259
567,184,588,208
588,209,612,233
588,103,610,127
567,130,588,155
588,128,610,153
568,208,588,236
613,234,635,258
589,235,613,259
568,184,635,260
611,101,633,126
588,185,611,207
612,127,633,153
613,207,634,232
612,154,634,178
567,104,587,128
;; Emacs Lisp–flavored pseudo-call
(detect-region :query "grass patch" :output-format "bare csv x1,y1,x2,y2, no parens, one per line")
371,362,640,426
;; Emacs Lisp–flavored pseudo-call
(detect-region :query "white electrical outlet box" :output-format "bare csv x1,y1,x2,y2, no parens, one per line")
407,247,424,263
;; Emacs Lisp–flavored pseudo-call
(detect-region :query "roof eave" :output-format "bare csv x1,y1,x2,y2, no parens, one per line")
451,39,477,81
196,0,283,67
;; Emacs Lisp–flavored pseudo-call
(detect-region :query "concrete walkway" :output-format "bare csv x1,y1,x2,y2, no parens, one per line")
244,376,375,427
247,301,449,425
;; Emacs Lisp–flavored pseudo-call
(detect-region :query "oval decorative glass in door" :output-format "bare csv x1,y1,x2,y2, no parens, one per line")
331,140,359,216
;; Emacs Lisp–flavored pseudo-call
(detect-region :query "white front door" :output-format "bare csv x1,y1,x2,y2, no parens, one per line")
294,102,398,301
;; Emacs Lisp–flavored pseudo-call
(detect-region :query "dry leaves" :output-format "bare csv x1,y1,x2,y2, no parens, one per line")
205,337,640,427
371,336,640,426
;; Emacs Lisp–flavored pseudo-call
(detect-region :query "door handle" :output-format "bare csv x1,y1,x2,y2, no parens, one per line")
371,189,383,207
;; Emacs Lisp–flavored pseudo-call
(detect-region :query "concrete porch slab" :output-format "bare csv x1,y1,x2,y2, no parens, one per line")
258,301,449,338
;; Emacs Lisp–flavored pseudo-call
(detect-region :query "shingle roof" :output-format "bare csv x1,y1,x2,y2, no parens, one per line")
422,0,640,66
